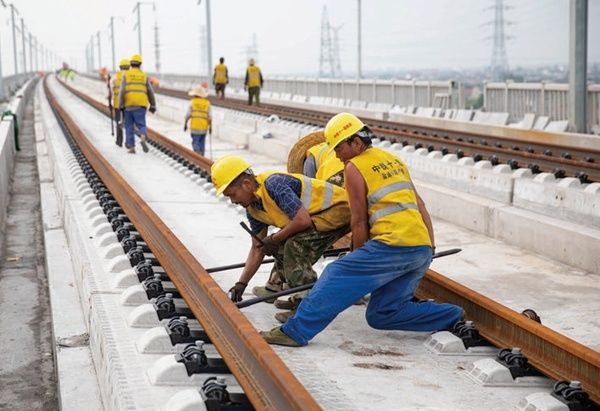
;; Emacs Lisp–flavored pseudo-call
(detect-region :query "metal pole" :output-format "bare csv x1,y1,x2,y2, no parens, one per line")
11,5,18,74
0,18,4,101
20,18,26,73
357,0,362,79
110,17,116,71
97,31,102,68
205,0,212,78
90,35,95,69
568,0,588,133
29,31,32,72
133,2,142,54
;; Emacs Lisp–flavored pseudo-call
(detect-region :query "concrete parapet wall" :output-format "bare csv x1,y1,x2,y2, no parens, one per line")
0,76,37,258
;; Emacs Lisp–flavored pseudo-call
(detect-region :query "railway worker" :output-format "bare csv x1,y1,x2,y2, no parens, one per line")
260,113,464,346
244,58,263,106
183,86,211,155
304,141,345,186
213,57,228,99
119,53,156,154
210,155,351,322
111,58,130,147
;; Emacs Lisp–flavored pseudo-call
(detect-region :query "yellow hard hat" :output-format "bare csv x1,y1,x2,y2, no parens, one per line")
324,112,365,152
130,53,142,64
210,155,252,195
119,58,130,68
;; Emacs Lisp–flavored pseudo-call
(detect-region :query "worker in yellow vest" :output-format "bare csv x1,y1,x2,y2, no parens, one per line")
213,57,228,99
261,113,464,346
211,155,350,322
111,58,130,147
304,142,345,186
244,58,263,106
183,86,211,155
118,53,156,154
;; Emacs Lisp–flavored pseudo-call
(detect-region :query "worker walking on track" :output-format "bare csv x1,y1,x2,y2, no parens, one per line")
244,58,263,106
210,155,351,322
111,58,130,147
304,141,345,186
213,57,228,99
119,53,156,154
183,86,211,155
260,113,464,346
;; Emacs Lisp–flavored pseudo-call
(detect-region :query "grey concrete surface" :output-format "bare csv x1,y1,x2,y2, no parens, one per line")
0,100,57,410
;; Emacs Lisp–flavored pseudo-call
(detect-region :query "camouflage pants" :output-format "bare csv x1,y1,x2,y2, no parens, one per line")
265,225,349,292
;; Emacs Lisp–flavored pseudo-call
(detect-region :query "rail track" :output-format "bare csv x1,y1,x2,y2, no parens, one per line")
155,85,600,183
54,76,600,407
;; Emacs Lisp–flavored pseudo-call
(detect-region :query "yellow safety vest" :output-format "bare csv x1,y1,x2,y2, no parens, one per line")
214,64,228,84
246,65,261,88
189,97,210,133
306,143,345,186
349,147,431,247
123,68,149,108
247,172,349,232
112,71,124,108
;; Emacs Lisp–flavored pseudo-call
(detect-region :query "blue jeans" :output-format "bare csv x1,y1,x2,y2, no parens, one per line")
191,133,206,155
281,241,464,346
124,108,147,148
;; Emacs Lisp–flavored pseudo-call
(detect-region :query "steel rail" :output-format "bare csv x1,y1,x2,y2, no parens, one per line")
416,269,600,404
44,76,321,411
61,77,600,403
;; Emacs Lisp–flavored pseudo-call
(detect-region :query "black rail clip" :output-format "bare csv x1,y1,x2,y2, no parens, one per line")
127,246,145,266
135,259,154,281
495,347,542,379
450,320,492,349
551,380,597,411
166,316,212,345
175,341,230,376
201,376,253,411
153,293,176,319
143,274,164,297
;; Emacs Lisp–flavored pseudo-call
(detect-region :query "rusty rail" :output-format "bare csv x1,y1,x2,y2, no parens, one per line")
416,269,600,404
59,76,600,404
45,75,321,410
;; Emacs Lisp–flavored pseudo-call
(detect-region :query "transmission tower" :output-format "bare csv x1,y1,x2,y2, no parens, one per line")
319,6,342,78
488,0,511,80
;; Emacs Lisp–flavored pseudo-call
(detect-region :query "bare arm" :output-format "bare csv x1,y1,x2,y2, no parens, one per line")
237,227,268,284
345,162,369,250
415,190,435,249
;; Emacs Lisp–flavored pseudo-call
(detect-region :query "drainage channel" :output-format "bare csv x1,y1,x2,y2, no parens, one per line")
44,75,321,411
57,75,600,410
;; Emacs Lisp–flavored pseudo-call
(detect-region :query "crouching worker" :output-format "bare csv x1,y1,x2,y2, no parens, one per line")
261,113,464,346
210,155,351,322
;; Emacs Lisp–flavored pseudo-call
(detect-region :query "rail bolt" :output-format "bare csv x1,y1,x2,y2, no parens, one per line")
511,145,520,151
527,164,541,174
455,149,464,159
414,143,423,149
167,316,190,337
552,168,566,179
106,208,124,223
153,293,176,316
440,147,449,155
495,142,503,148
575,171,589,184
561,152,572,159
110,217,125,231
480,139,488,145
473,153,483,162
507,159,519,170
584,156,595,163
544,149,553,156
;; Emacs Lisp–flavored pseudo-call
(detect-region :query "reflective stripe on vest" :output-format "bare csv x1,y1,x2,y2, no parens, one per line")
214,64,227,84
247,172,347,229
190,97,210,132
247,65,261,87
349,147,431,247
123,68,149,108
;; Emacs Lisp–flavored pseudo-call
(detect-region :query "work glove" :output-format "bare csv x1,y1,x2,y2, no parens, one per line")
259,234,281,257
183,124,188,132
149,106,156,114
229,281,247,302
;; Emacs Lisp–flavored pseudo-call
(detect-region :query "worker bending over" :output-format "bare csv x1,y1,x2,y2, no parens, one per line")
210,155,350,322
261,113,464,346
184,86,211,155
119,53,156,154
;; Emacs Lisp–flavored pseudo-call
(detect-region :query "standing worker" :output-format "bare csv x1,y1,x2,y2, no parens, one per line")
210,155,351,322
244,58,263,106
111,58,130,147
213,57,228,99
183,86,211,156
260,113,464,346
119,53,156,154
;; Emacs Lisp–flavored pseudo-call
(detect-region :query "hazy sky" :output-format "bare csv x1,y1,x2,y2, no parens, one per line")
1,0,598,78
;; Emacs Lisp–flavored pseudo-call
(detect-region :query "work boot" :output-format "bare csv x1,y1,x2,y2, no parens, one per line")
127,147,136,154
251,286,278,303
259,327,300,347
274,296,300,310
274,310,296,324
140,136,149,153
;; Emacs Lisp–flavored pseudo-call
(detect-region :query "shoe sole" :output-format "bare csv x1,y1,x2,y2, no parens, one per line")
140,140,149,153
